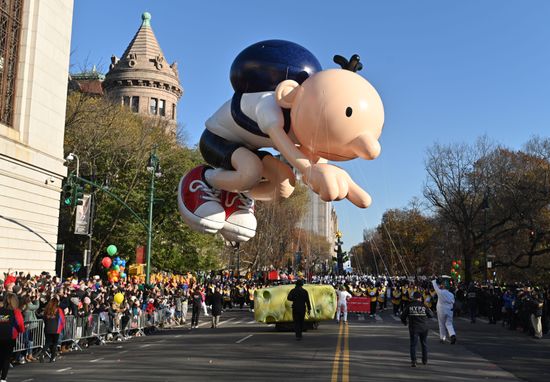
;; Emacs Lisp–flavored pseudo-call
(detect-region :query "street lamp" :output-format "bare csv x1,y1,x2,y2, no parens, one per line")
65,152,80,177
481,188,490,282
145,147,161,284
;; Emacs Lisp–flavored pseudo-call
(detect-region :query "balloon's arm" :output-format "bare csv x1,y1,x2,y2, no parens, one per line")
267,125,313,174
255,94,314,174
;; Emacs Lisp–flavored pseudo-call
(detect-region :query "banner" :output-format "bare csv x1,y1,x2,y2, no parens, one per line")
135,245,145,264
74,194,91,235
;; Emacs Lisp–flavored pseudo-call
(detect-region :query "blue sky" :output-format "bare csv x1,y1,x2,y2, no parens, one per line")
71,1,550,250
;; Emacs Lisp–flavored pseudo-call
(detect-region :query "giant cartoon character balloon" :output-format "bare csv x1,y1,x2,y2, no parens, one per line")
178,40,384,242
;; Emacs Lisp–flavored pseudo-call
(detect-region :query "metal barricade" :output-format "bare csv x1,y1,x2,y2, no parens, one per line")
60,315,82,350
14,320,45,353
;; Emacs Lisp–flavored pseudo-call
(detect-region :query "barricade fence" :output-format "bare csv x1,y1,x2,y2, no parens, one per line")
13,309,177,356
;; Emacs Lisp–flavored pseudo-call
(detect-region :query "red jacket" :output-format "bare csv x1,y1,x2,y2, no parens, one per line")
0,307,25,340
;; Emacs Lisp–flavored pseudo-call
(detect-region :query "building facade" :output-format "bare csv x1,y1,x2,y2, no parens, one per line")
297,190,338,244
0,0,74,274
102,12,182,129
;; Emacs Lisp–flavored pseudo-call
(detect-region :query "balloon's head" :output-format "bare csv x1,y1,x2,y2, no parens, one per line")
275,56,384,162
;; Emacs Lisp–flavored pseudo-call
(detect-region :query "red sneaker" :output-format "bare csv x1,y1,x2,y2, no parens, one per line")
220,191,257,242
177,165,225,233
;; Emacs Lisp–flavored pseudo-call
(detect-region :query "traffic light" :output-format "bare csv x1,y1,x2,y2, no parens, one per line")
334,232,344,275
62,181,73,206
74,184,84,206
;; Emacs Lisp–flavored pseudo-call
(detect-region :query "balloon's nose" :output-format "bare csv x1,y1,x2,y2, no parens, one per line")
351,133,381,160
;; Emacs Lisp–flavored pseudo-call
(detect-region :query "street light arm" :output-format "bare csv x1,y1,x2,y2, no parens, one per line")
72,174,148,230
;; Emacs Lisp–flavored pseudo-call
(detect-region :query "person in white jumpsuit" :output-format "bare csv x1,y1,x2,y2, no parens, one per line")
432,279,456,344
336,286,352,323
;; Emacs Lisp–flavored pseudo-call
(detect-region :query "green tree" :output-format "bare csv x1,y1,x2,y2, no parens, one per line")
59,91,222,276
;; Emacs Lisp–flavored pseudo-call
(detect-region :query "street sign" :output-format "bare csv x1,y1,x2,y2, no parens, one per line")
56,244,65,250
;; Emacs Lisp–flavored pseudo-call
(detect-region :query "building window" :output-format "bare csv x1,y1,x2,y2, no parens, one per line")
131,96,139,113
171,103,176,120
159,99,165,116
150,98,158,115
122,96,130,107
0,0,24,127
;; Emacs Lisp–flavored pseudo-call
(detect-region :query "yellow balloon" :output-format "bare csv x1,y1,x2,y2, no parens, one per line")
114,292,124,304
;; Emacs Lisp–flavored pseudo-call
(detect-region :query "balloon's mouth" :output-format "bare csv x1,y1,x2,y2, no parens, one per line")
315,150,355,161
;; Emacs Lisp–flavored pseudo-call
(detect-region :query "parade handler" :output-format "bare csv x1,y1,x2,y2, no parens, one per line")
287,280,312,340
401,291,433,367
432,278,456,344
336,285,352,323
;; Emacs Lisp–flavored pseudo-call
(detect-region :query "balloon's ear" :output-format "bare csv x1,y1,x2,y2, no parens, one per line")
275,80,301,109
350,133,381,160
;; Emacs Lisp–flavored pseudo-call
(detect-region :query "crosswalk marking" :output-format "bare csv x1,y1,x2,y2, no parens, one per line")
218,317,236,326
374,314,382,321
391,315,400,321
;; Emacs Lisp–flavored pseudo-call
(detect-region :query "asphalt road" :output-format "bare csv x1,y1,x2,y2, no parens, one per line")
8,309,550,382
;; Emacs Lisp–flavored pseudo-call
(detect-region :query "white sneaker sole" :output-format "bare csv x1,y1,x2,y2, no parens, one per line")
177,176,225,233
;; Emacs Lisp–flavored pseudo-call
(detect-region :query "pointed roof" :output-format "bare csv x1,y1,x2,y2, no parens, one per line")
104,12,182,98
121,12,163,62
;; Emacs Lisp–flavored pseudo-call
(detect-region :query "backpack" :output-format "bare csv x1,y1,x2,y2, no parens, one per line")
0,308,15,340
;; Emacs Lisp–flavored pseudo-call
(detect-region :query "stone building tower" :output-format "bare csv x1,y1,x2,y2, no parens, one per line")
103,12,182,128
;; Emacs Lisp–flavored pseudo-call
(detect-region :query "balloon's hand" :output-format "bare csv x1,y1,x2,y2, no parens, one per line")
302,163,371,208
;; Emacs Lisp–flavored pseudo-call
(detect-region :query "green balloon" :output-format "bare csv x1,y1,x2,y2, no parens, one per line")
107,245,117,256
474,260,480,266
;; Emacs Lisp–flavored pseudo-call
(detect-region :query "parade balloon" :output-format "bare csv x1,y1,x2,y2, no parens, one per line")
101,257,112,268
114,293,124,304
454,264,460,270
177,40,384,243
107,245,118,256
112,276,118,283
452,261,457,267
121,272,127,278
113,265,120,271
457,260,462,266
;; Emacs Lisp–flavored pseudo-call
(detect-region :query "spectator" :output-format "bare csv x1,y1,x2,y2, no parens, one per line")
0,293,25,382
38,297,65,363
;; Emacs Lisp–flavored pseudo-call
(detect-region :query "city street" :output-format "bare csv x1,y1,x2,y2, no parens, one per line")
9,309,550,382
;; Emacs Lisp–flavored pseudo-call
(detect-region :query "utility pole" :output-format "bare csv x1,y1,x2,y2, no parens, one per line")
146,146,161,284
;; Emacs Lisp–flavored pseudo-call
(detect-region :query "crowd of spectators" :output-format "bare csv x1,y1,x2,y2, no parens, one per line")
0,269,548,381
311,273,549,339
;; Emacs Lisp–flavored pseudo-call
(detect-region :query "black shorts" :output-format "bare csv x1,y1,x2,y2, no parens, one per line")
199,129,270,170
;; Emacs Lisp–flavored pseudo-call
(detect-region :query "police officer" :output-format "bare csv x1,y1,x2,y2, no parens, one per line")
287,279,312,340
401,291,433,367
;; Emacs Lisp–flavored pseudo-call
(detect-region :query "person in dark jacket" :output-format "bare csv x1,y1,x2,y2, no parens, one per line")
190,286,202,329
401,291,433,367
466,284,478,323
287,279,311,340
0,293,25,382
38,297,65,363
210,287,224,328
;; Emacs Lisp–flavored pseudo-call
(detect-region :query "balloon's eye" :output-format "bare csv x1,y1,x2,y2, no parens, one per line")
346,107,353,117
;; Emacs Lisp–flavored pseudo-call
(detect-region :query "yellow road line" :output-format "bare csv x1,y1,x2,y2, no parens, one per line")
343,323,349,382
331,322,344,382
